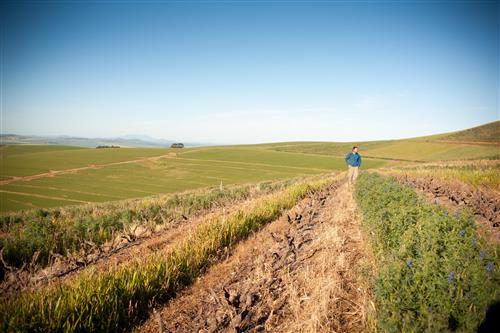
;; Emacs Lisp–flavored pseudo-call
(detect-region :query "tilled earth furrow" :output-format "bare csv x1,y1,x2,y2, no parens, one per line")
137,180,366,333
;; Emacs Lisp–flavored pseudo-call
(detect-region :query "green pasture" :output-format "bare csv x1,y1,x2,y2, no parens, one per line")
0,145,384,213
2,121,497,213
0,145,169,178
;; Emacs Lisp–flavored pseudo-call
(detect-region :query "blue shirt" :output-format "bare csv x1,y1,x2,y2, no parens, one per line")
345,152,361,167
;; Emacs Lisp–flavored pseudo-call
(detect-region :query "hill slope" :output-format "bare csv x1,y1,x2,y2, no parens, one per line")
435,120,499,143
257,121,499,161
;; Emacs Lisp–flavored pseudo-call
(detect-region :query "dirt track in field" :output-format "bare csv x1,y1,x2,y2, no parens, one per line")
136,179,368,333
0,153,177,186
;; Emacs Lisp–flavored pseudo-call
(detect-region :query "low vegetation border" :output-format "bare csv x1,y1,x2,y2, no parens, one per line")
0,175,335,332
355,173,500,332
383,160,500,189
0,176,323,276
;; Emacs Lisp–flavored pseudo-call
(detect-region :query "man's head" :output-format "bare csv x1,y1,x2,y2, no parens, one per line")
352,146,359,153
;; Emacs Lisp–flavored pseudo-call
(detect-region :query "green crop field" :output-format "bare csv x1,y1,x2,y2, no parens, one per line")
1,121,498,213
0,145,169,178
0,145,385,213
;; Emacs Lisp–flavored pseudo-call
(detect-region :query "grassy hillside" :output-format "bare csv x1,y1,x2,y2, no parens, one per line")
435,120,500,143
259,121,500,161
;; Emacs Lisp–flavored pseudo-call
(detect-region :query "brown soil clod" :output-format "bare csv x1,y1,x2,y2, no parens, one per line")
136,180,368,333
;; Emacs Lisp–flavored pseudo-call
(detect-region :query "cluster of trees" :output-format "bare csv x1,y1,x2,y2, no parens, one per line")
170,143,184,148
96,145,121,149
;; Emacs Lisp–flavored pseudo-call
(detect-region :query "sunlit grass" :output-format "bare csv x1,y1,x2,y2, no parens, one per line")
387,160,500,189
0,175,334,332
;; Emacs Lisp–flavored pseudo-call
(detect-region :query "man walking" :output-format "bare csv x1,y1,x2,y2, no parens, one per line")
345,146,361,186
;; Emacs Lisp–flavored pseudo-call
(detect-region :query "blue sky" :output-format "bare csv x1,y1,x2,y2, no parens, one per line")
1,0,498,144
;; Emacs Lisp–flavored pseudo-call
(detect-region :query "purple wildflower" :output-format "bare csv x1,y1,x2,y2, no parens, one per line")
486,262,494,273
448,272,455,283
444,211,449,216
459,230,465,237
406,259,413,268
479,251,485,260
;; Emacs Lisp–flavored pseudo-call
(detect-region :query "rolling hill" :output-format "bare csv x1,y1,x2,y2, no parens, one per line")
259,120,500,161
0,134,206,148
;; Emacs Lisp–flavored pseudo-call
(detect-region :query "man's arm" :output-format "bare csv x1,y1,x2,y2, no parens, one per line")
345,153,350,164
358,155,362,167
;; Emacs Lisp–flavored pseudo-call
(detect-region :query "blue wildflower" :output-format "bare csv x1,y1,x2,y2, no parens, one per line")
479,251,485,260
468,217,474,226
444,211,449,216
486,262,494,273
459,230,465,237
406,259,413,268
448,272,455,283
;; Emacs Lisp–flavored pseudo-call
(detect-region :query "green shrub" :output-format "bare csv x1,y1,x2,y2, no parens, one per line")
355,173,500,332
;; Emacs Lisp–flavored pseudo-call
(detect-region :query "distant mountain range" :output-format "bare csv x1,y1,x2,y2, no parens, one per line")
0,134,207,148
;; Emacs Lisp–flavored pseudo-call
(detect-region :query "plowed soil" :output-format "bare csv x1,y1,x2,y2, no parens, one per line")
136,180,368,333
390,174,500,242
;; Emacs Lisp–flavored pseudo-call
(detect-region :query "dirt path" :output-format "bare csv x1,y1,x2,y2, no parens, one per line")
0,153,177,185
135,180,368,333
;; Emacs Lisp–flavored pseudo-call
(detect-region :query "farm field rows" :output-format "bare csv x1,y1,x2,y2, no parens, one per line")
0,121,499,332
0,175,327,276
0,175,336,332
0,145,384,213
1,172,498,332
2,121,497,213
